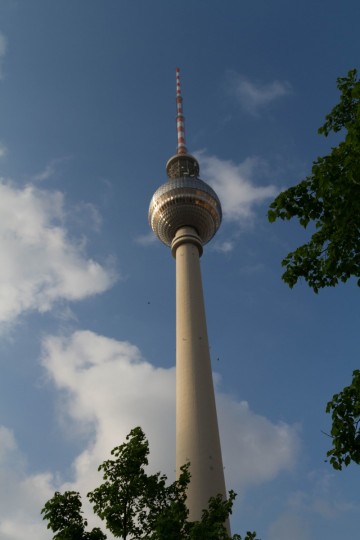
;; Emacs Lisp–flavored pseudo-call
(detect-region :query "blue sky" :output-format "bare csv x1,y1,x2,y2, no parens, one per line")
0,1,359,538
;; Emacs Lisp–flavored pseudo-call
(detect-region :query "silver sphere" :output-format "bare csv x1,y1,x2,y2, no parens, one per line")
149,175,222,247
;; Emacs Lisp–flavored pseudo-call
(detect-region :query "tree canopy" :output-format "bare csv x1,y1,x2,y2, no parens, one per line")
41,490,106,540
268,69,360,470
268,69,360,292
42,427,259,540
325,370,360,470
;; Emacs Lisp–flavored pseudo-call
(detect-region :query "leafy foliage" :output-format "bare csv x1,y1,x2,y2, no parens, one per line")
268,69,360,292
87,426,190,539
42,427,259,540
187,491,235,540
41,491,106,540
326,370,360,470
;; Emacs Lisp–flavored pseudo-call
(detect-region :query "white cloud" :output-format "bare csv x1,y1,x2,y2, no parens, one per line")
41,330,177,483
213,240,234,253
288,471,358,519
227,72,292,114
218,397,299,491
0,426,18,465
33,163,57,182
41,330,299,494
0,426,55,540
0,142,8,158
0,32,6,80
266,471,360,540
135,231,157,246
32,156,72,182
0,181,117,327
0,330,300,538
68,201,103,233
197,152,278,223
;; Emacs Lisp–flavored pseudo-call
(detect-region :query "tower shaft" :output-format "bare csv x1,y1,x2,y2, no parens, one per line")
172,227,227,520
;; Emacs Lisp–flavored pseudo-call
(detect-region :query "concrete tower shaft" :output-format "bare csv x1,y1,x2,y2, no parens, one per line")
172,226,227,520
148,68,227,523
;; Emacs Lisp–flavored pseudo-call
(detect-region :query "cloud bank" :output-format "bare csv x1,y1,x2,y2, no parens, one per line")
0,181,116,328
0,426,55,540
0,329,301,539
39,331,299,530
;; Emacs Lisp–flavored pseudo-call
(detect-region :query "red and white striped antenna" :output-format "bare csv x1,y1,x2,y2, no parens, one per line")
176,68,187,155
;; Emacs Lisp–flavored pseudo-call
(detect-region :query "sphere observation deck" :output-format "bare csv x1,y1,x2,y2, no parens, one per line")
149,154,222,248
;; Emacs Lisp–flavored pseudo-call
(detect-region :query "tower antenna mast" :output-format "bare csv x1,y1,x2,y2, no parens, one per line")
176,67,187,155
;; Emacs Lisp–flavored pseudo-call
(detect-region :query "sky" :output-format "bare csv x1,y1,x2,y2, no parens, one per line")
0,1,359,538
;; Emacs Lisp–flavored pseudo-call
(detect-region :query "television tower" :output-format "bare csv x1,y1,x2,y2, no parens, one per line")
149,68,227,521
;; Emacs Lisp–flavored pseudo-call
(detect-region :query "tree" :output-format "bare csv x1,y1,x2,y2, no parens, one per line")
41,490,106,540
325,370,360,470
268,69,360,293
87,426,190,540
42,427,259,540
267,69,360,469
